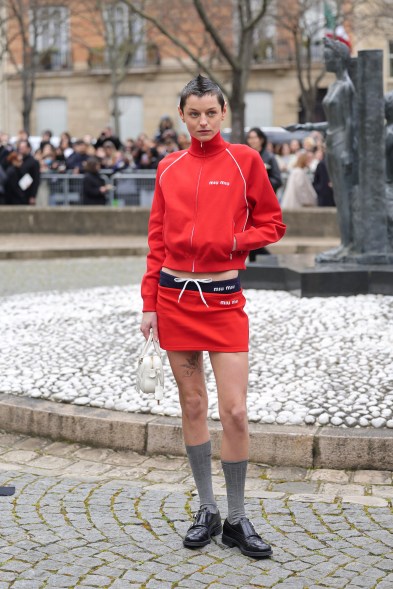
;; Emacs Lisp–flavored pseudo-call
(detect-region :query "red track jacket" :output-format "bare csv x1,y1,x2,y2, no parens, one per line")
141,132,286,311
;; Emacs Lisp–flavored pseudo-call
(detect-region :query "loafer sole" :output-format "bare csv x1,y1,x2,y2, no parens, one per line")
183,523,222,548
222,533,273,559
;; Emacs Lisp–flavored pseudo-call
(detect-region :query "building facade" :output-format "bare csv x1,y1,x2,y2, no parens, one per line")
1,0,392,141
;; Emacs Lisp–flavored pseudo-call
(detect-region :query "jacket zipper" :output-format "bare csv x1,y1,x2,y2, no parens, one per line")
190,145,205,272
190,165,203,272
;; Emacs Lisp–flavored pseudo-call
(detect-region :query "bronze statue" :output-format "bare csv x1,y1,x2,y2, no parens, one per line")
287,37,357,261
385,91,393,247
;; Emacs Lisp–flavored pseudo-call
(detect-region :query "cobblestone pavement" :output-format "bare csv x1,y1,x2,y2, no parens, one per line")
1,432,393,588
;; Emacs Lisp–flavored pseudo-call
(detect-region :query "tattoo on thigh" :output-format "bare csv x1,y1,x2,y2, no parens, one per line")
180,353,202,377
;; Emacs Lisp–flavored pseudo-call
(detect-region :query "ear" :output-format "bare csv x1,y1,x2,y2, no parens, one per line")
222,102,228,120
178,105,184,122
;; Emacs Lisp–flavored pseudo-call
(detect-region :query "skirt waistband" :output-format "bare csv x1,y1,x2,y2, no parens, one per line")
159,270,241,293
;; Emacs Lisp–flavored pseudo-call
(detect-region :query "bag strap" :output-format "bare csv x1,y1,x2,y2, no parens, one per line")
139,330,162,360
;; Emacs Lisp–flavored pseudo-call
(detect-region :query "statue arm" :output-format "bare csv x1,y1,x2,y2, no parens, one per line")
285,122,328,132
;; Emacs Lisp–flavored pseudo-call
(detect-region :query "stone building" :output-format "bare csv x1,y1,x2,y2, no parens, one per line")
0,0,392,141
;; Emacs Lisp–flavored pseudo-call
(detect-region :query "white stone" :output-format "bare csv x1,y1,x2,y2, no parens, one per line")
1,284,393,431
74,397,90,405
371,417,386,428
318,413,330,426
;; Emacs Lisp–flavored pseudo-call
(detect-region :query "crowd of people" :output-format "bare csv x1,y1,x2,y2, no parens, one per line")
0,117,335,207
245,127,335,208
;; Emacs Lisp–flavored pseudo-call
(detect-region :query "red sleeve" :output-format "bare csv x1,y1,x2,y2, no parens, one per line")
234,151,286,251
141,176,165,312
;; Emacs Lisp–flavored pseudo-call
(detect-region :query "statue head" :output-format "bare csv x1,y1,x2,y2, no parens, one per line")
385,91,393,123
324,36,351,69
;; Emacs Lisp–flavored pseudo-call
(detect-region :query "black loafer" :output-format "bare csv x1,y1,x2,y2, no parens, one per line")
183,507,222,548
222,517,273,558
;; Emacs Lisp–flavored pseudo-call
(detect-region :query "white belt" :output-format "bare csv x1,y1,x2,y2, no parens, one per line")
174,278,213,307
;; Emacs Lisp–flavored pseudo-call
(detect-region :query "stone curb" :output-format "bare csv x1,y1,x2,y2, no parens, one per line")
0,394,392,470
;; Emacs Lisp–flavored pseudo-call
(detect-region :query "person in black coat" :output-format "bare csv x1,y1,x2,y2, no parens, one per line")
82,157,110,205
313,148,335,207
17,140,40,205
4,152,26,205
246,127,282,193
65,140,89,172
246,127,282,260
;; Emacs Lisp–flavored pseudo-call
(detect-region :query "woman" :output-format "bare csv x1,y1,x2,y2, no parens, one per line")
313,145,335,207
246,127,282,260
82,157,110,205
246,127,282,194
4,152,26,205
280,152,317,209
140,75,285,559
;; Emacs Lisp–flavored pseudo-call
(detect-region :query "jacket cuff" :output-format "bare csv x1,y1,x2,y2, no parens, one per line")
142,297,157,312
234,231,248,251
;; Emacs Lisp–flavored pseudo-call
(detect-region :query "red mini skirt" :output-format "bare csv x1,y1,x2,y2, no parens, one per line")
156,271,249,352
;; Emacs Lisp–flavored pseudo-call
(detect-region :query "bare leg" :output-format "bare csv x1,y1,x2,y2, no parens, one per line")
209,351,249,461
168,350,221,544
167,350,209,445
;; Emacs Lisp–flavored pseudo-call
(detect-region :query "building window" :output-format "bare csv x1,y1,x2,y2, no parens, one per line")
31,6,70,70
252,0,276,62
36,98,67,136
390,41,393,78
103,3,145,67
245,92,273,128
111,95,143,140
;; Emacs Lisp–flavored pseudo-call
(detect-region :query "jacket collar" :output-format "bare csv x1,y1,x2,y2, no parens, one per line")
188,132,229,157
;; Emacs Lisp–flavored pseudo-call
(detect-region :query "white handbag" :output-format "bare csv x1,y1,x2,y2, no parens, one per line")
135,331,164,403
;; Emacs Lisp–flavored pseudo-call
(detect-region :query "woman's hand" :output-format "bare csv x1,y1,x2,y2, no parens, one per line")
140,312,158,341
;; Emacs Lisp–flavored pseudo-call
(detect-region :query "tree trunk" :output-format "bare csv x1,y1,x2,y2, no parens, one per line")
229,89,246,144
22,74,33,134
299,85,318,123
112,92,121,138
110,67,121,138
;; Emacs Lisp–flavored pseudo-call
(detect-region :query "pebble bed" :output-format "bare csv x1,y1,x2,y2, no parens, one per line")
1,285,392,428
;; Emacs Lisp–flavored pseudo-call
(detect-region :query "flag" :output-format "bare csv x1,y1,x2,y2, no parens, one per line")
324,2,351,51
324,1,336,35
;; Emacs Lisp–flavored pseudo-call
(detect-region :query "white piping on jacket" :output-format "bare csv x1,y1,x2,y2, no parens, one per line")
159,151,189,187
225,148,249,231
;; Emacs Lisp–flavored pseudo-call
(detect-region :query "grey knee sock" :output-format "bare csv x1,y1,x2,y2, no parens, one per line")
222,459,248,524
186,441,217,513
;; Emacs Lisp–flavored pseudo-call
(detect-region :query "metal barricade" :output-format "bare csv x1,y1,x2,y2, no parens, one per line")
111,171,156,207
40,170,156,206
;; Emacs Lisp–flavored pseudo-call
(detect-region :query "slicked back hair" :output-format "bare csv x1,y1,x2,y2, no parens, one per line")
179,74,225,112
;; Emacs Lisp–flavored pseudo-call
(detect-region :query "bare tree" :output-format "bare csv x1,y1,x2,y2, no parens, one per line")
77,0,146,137
121,0,272,143
274,0,393,123
0,0,70,133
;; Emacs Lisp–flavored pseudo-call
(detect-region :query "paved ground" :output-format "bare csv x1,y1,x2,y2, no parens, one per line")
0,233,339,260
0,256,146,296
1,432,393,589
0,235,148,260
